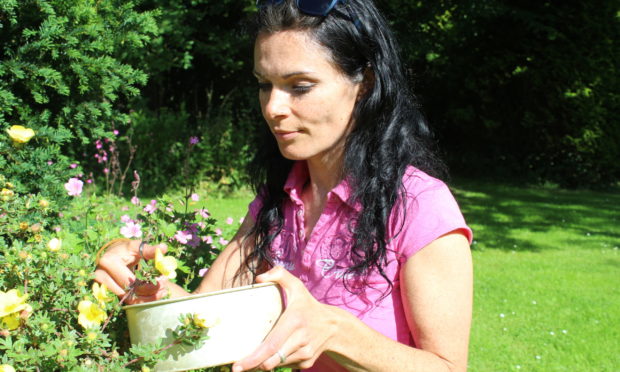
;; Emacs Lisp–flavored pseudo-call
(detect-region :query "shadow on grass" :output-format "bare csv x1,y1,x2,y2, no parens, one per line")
449,179,620,252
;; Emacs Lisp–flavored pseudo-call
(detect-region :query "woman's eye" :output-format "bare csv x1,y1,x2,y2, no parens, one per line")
292,85,313,94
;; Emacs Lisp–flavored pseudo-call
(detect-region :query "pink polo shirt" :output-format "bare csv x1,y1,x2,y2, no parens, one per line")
249,161,472,371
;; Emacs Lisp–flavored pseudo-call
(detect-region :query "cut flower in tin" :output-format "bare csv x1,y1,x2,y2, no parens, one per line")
6,125,35,144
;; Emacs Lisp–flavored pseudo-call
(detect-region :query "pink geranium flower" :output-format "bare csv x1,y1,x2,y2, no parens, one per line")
120,214,132,223
219,238,229,246
198,209,210,218
120,221,142,239
191,193,200,202
226,217,233,225
215,228,222,236
143,200,157,214
64,178,84,196
198,268,208,277
202,235,213,244
131,196,140,205
174,230,193,244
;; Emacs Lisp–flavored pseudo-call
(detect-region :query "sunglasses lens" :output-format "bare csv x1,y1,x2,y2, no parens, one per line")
297,0,339,16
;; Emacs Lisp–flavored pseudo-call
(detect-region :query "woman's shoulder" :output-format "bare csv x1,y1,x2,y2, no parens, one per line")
401,165,450,197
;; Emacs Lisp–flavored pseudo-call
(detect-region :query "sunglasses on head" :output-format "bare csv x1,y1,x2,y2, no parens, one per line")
257,0,362,31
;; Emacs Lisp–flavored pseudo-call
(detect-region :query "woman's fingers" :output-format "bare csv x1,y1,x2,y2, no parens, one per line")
94,268,126,297
140,242,168,260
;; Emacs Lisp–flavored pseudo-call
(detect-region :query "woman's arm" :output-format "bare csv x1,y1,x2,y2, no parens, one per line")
233,231,472,372
95,212,257,303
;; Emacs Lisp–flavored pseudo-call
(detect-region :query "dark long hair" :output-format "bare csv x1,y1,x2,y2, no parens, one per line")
245,0,446,294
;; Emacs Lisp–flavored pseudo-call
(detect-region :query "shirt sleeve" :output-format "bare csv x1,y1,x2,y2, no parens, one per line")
390,170,473,262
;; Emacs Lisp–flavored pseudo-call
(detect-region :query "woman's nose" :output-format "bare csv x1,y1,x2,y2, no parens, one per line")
262,88,289,120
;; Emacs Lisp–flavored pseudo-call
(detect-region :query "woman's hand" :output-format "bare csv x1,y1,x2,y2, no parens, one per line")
232,266,339,372
94,239,170,304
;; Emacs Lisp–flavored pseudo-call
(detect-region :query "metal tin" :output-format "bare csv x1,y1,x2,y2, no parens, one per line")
124,282,283,371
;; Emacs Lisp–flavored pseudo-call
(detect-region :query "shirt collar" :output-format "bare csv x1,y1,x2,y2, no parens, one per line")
283,161,361,211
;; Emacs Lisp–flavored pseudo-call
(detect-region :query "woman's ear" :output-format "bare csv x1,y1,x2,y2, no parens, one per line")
357,65,375,101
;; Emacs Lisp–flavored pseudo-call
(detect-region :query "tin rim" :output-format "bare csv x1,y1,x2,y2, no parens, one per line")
122,282,279,310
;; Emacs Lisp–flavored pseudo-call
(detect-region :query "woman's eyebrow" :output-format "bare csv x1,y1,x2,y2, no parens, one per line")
253,70,314,79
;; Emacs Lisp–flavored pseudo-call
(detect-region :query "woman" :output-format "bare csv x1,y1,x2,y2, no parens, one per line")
96,1,473,371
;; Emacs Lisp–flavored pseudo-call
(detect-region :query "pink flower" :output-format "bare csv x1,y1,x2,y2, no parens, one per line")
103,168,109,174
174,231,193,244
70,163,78,169
113,130,119,136
198,268,209,277
203,235,213,244
120,221,142,239
64,178,84,196
198,209,210,218
121,206,129,211
239,217,245,224
166,204,174,212
219,238,229,246
143,200,157,214
197,221,206,229
189,136,199,145
191,193,200,202
215,228,222,236
47,161,54,165
54,226,62,232
86,179,93,184
95,140,103,149
226,217,233,225
131,196,140,205
120,214,132,223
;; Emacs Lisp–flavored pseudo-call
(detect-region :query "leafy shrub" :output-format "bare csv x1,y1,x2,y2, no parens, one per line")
0,178,243,370
0,0,158,159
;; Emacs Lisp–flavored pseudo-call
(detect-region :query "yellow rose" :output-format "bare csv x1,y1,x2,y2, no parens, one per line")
38,199,50,208
47,238,62,252
0,289,28,318
92,282,113,307
6,125,35,144
77,300,106,329
1,313,21,330
154,247,177,279
0,364,16,372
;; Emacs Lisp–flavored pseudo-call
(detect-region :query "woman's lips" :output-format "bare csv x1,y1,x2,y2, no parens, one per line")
274,130,299,140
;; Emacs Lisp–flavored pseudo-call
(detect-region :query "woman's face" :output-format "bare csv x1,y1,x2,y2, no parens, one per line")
254,30,362,164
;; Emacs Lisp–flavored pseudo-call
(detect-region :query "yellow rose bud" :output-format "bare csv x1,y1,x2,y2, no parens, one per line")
47,238,61,252
39,199,50,208
34,234,42,242
1,188,13,201
6,125,35,144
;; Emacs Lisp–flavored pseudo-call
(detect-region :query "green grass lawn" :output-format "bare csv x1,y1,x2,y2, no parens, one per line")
204,181,620,371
